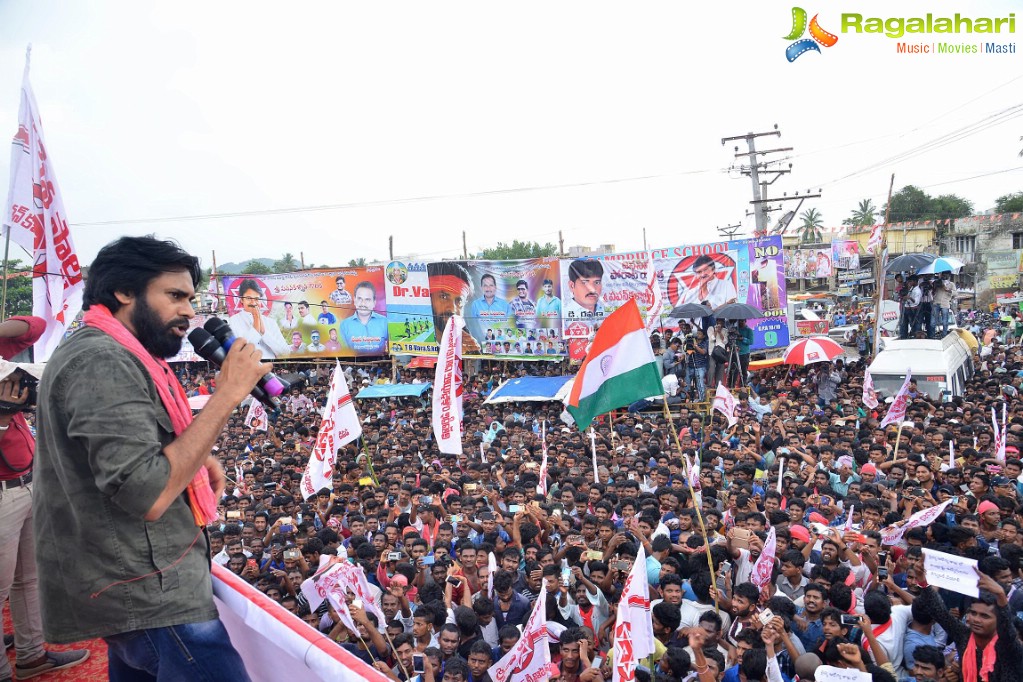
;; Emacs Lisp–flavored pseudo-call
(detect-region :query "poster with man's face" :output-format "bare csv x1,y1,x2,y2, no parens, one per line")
221,268,388,359
426,258,564,359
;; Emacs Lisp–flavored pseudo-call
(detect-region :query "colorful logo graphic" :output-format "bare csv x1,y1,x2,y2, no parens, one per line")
784,7,838,61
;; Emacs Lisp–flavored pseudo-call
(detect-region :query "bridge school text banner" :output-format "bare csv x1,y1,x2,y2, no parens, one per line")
580,236,789,351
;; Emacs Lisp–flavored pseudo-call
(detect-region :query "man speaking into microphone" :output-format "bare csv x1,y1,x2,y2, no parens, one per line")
33,236,269,681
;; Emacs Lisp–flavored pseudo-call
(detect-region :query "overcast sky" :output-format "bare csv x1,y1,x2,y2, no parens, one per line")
1,1,1020,269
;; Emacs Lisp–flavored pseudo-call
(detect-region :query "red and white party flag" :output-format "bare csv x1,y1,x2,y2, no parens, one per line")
879,370,912,429
713,383,738,428
300,363,362,499
613,545,655,682
862,370,878,410
750,527,777,590
488,588,551,682
433,315,464,454
3,48,84,360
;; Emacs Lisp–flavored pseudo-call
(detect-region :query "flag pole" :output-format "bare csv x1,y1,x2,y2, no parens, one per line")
1,47,30,319
891,422,904,461
0,233,10,318
871,173,895,359
661,399,718,610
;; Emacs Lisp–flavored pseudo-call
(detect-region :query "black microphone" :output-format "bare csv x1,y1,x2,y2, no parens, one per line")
202,317,290,397
187,328,281,411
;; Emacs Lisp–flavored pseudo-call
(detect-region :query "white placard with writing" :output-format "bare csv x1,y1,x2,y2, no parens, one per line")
815,665,872,682
922,548,979,598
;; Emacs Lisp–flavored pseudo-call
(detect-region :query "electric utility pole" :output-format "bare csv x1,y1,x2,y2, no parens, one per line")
722,125,819,237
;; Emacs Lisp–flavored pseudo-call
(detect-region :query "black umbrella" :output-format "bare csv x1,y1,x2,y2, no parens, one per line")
886,253,935,273
714,302,764,320
669,303,713,319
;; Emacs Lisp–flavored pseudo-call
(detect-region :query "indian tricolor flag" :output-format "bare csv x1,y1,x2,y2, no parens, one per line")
566,299,662,430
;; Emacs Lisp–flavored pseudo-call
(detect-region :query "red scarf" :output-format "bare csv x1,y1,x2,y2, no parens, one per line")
83,305,217,526
962,634,997,682
861,615,890,649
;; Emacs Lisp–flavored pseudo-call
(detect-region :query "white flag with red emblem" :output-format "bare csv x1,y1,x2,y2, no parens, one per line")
750,526,776,590
879,370,912,429
713,383,738,428
3,51,84,360
244,399,268,432
867,224,884,253
538,422,549,496
433,315,464,455
300,362,362,499
862,370,878,410
488,588,551,682
613,545,655,682
643,255,663,333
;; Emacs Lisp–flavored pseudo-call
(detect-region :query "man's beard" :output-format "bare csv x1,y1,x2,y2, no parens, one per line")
133,295,188,358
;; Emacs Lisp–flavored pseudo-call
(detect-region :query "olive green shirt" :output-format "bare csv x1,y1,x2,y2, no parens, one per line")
33,327,216,643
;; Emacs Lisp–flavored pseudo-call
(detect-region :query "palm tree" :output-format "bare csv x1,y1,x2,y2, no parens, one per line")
843,198,877,227
273,252,299,273
797,208,824,243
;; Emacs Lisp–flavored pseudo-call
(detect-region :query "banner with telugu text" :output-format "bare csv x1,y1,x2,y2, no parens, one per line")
219,268,388,359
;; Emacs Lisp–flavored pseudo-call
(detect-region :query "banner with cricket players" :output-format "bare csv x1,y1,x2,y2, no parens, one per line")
383,260,437,356
218,268,388,359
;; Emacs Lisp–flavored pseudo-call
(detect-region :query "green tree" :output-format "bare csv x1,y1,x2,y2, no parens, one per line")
272,253,299,273
347,257,367,267
797,208,824,244
842,198,877,226
929,193,973,220
995,191,1023,213
479,240,558,260
1,259,33,317
241,259,272,275
884,185,973,222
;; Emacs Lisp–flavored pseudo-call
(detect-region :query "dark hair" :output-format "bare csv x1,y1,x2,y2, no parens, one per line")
237,278,261,298
863,589,891,624
568,259,604,281
354,281,376,300
740,649,767,681
652,601,682,631
83,236,200,313
913,644,946,671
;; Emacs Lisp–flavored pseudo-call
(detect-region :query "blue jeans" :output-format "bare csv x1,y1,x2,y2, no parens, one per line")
104,618,251,682
931,305,949,337
689,366,707,400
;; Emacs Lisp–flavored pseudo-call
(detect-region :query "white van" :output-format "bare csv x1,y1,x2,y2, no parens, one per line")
867,331,973,402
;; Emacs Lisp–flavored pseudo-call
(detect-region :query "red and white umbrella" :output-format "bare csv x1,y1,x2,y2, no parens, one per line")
782,336,844,365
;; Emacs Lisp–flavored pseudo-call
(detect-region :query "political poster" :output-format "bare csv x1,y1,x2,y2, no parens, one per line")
831,239,861,270
426,258,565,360
220,268,388,359
787,247,834,280
383,261,437,356
568,236,789,355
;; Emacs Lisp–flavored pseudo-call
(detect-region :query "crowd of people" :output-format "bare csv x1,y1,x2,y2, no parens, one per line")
166,306,1023,682
5,236,1023,682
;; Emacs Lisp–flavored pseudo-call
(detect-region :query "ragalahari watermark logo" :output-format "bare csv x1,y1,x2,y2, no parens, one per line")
783,7,838,62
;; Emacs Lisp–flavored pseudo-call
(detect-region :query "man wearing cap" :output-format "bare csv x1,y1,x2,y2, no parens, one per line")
977,500,1003,546
827,456,860,497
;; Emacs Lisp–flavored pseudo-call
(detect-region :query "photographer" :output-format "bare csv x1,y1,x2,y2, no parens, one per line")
735,320,753,386
661,337,683,379
687,328,709,400
919,276,935,339
0,316,88,680
931,272,955,337
707,319,727,388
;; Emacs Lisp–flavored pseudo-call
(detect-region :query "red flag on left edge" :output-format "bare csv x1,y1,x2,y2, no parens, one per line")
3,48,84,360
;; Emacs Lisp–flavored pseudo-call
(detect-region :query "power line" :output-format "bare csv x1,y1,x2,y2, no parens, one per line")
68,168,727,228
